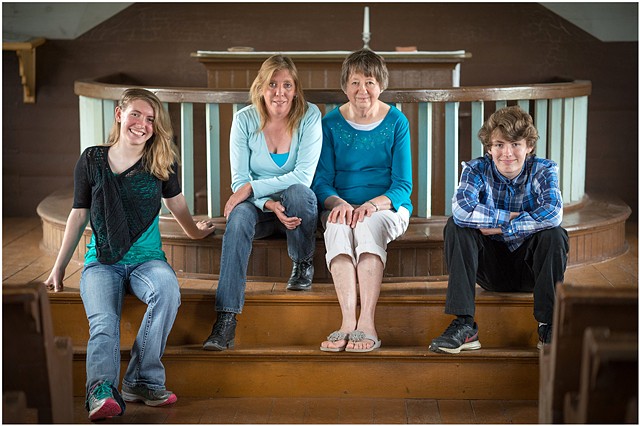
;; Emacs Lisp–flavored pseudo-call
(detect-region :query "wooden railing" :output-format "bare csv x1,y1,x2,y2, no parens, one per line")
74,79,591,218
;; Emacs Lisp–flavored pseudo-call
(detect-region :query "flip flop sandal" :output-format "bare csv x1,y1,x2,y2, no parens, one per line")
320,330,349,352
345,330,382,353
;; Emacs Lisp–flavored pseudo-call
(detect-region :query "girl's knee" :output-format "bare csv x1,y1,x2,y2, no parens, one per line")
152,279,181,312
87,312,120,336
153,271,181,301
162,289,181,310
137,261,181,305
162,278,181,299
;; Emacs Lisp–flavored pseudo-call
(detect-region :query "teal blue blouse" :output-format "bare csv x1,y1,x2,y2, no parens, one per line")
312,105,413,215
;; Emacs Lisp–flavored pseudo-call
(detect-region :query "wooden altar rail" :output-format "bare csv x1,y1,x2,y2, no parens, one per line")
74,79,591,218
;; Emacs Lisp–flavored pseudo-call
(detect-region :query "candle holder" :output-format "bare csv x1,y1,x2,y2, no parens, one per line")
362,32,371,50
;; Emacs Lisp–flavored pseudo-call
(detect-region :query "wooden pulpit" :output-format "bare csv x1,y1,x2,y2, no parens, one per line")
192,50,470,214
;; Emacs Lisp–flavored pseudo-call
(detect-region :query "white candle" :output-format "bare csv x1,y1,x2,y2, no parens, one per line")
363,6,370,34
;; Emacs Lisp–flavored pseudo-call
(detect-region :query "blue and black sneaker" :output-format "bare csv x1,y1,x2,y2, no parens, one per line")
429,318,481,354
537,323,553,349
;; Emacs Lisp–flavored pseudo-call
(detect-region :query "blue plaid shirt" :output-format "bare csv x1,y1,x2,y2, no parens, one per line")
452,154,563,251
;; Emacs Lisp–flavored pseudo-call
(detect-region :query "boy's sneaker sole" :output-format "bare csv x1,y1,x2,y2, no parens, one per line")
88,397,122,421
537,341,549,350
122,390,177,407
429,340,482,354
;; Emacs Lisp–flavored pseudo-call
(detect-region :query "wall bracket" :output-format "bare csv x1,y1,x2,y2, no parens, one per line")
3,37,46,103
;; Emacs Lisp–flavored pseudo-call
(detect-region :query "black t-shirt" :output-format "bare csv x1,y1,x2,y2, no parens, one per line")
73,145,181,264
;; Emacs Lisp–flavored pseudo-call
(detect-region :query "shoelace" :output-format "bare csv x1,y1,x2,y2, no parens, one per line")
443,319,468,337
91,381,113,401
213,315,235,334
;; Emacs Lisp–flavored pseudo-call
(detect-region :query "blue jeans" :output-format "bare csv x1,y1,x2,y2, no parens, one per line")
80,259,181,397
216,184,317,313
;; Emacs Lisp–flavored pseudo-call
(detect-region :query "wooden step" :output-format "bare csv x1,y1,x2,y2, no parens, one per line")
48,279,539,349
69,345,539,400
33,191,632,404
50,276,540,400
37,190,631,279
6,215,635,411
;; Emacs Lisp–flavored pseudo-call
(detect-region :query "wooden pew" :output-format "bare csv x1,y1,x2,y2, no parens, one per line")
3,283,74,423
2,391,38,424
538,284,638,423
563,327,637,423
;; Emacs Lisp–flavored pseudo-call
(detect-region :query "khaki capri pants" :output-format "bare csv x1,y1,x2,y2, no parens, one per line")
321,206,410,269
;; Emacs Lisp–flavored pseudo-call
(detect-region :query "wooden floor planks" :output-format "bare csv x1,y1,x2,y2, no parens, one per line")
67,397,539,424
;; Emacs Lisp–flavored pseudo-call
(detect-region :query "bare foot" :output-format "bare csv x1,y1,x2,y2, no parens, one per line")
346,329,380,351
346,339,377,351
320,330,351,351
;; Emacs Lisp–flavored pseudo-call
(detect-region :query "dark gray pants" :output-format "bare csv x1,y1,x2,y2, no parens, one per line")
443,217,569,324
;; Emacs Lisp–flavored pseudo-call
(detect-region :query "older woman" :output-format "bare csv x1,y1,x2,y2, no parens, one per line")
312,49,413,353
203,55,322,351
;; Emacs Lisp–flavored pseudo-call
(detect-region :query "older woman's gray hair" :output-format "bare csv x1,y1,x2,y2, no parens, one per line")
340,49,389,92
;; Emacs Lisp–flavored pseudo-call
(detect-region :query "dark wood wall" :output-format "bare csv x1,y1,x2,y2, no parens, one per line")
3,3,637,220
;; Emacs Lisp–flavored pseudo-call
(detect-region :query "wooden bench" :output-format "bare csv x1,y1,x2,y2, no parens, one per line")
538,284,638,423
3,282,74,423
563,327,637,423
39,189,631,279
2,391,38,424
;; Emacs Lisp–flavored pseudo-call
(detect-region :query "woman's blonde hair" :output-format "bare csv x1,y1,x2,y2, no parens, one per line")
107,88,180,180
250,55,307,134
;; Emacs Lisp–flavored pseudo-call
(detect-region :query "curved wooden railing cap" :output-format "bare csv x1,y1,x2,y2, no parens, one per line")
75,79,252,104
75,78,592,104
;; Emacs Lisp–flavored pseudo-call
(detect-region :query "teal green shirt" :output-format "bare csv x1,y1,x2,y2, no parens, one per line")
85,216,166,265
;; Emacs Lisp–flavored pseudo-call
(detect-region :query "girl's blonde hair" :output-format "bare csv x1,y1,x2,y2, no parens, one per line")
250,55,307,134
106,88,180,180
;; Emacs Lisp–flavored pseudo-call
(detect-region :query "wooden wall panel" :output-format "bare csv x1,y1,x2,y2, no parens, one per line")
3,3,637,220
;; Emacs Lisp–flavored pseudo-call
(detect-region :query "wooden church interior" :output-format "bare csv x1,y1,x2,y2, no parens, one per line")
3,2,638,424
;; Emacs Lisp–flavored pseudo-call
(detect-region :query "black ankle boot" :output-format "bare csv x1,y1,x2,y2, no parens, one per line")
203,312,237,351
286,259,314,291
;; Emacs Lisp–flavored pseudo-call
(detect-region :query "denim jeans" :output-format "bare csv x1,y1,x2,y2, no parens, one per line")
443,217,569,323
80,259,181,398
216,183,317,314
